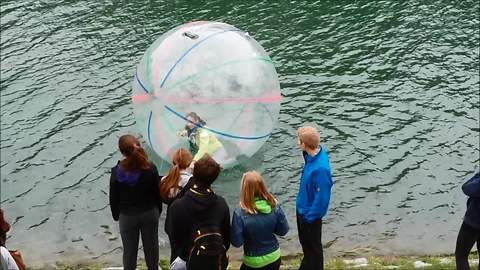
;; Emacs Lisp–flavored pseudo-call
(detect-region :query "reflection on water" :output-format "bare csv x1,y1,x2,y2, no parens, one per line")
1,0,478,266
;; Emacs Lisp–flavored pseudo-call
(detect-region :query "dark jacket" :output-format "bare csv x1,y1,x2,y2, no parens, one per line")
163,177,194,235
109,162,162,221
231,200,289,257
169,182,230,261
462,171,480,229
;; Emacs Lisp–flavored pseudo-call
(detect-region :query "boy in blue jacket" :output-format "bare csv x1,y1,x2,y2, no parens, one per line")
296,126,333,270
455,171,479,270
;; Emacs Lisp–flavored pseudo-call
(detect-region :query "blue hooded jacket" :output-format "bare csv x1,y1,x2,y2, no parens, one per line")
462,171,480,229
231,201,289,257
296,147,333,223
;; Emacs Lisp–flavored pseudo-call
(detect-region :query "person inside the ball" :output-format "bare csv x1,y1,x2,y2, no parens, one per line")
182,112,225,162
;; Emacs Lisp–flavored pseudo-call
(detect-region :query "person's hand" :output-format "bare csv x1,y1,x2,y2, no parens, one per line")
170,256,187,270
189,160,195,170
177,130,187,137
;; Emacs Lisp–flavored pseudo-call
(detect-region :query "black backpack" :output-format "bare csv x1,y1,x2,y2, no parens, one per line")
187,224,228,270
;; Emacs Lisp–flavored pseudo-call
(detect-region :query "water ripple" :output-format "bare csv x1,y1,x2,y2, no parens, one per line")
0,0,478,266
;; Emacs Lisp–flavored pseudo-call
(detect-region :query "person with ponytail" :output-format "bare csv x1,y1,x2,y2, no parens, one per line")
109,135,162,270
231,171,289,270
159,148,194,263
160,148,194,203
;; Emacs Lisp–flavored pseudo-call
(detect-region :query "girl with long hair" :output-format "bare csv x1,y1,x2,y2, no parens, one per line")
159,148,194,263
159,148,193,202
231,171,289,270
109,135,162,270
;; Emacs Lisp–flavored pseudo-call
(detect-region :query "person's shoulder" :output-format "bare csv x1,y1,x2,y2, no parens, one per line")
170,195,187,209
111,161,120,170
215,193,227,202
148,162,158,171
272,203,283,211
233,207,244,215
215,194,229,207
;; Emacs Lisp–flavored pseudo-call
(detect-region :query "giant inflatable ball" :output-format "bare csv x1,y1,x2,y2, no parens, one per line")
132,21,281,168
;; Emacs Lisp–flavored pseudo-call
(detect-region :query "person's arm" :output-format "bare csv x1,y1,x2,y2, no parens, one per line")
304,168,332,223
151,164,163,214
109,168,119,221
169,201,189,261
230,209,244,247
0,247,19,270
274,205,289,236
222,202,231,251
193,131,211,161
462,172,480,198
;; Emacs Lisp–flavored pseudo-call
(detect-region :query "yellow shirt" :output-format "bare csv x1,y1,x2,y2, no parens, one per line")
193,128,222,161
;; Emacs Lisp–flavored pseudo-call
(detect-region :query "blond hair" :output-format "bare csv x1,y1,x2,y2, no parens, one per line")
297,126,320,150
239,171,277,214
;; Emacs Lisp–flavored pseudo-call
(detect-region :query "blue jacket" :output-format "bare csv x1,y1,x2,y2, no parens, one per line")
231,202,289,257
296,148,333,223
462,171,480,229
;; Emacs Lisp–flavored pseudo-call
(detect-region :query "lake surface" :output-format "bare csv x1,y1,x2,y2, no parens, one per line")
1,0,479,266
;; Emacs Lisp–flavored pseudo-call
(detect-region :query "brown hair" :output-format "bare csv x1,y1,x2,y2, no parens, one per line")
185,112,206,129
193,154,221,187
0,209,10,233
159,148,193,199
118,135,150,171
297,126,320,150
239,171,277,214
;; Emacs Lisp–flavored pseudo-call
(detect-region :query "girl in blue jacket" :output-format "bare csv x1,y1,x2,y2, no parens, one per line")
231,171,289,270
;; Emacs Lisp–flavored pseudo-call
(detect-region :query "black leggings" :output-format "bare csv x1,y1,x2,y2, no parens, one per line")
455,222,479,270
119,208,160,270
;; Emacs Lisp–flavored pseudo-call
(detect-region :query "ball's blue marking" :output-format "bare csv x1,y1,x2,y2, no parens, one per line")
134,76,274,141
135,71,150,93
164,105,272,140
160,29,242,88
147,111,153,148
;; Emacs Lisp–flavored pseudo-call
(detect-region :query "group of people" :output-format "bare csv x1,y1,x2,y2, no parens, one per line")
0,119,477,270
109,125,333,270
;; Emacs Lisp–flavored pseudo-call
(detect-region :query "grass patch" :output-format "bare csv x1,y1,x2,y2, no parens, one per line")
32,252,479,270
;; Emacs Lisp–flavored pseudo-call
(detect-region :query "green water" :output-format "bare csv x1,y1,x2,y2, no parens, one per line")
1,0,479,266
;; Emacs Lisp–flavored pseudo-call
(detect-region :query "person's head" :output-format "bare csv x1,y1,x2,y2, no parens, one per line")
193,154,221,188
118,135,150,171
185,112,206,130
239,171,277,214
159,148,193,199
0,209,10,234
297,126,320,152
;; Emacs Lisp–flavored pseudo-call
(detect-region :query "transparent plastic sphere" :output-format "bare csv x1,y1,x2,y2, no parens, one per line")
132,21,281,168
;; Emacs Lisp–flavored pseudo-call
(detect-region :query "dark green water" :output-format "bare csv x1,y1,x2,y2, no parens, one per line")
1,0,479,266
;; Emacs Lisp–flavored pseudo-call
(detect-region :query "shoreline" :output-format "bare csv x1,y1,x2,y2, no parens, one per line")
32,252,479,270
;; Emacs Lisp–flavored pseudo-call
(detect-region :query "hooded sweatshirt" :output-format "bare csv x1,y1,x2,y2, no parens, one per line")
231,198,289,268
462,171,480,229
169,182,230,261
109,162,162,221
